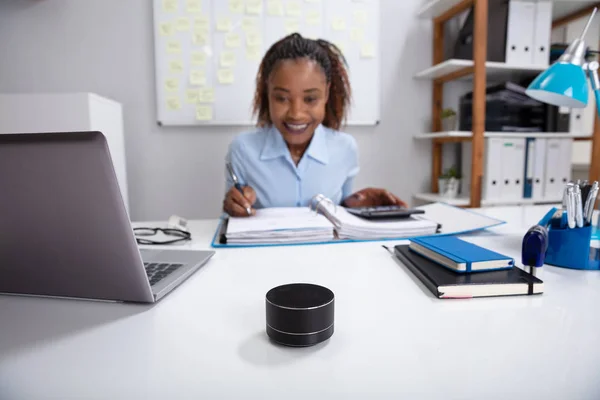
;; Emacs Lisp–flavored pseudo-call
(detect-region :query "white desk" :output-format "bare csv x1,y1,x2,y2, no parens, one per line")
1,205,600,399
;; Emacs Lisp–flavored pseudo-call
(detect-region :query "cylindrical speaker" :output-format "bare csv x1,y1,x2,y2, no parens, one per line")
265,283,334,347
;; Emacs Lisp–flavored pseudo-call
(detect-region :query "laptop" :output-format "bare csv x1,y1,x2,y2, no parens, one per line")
0,131,214,303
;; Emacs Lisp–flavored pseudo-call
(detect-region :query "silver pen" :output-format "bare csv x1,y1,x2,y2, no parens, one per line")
226,162,252,216
584,181,599,225
563,182,574,209
574,185,584,228
567,186,576,229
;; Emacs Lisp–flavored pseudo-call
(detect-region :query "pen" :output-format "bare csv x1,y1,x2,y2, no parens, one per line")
584,181,599,225
226,162,252,216
574,185,584,228
567,186,576,229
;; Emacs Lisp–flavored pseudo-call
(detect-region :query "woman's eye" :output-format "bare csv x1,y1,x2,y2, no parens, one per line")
274,96,288,103
304,96,317,104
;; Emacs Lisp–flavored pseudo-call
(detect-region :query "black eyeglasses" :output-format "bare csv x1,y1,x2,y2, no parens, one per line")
133,227,191,245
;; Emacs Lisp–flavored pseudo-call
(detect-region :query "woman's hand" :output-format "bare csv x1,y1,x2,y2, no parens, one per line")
343,188,408,208
223,186,257,217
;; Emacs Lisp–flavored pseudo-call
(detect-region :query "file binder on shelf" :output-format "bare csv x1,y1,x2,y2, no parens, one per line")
532,0,553,67
484,138,504,201
543,138,572,200
523,138,547,200
501,138,526,200
453,0,509,62
505,0,536,65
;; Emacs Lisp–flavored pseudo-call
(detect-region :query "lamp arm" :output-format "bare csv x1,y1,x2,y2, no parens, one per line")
588,61,600,118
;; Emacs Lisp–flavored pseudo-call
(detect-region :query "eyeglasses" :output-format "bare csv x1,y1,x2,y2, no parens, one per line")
133,227,191,245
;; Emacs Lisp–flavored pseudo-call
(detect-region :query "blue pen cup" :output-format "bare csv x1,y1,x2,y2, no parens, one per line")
544,224,600,270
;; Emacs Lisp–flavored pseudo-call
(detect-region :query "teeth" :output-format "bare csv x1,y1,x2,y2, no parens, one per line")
287,123,308,130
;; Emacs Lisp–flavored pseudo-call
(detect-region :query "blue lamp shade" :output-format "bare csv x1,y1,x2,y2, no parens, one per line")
525,62,589,108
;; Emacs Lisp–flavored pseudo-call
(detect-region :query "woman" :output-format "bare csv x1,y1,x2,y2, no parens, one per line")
223,33,406,217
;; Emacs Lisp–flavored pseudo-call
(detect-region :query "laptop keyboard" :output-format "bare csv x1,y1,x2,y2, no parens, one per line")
144,262,183,286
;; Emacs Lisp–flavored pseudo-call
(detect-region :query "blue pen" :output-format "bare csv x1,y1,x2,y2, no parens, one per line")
226,162,252,216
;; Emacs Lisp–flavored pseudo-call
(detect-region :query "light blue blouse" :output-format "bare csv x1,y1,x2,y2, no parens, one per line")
225,124,359,208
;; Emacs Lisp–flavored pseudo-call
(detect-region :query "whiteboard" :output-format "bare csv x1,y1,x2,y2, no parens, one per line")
152,0,380,126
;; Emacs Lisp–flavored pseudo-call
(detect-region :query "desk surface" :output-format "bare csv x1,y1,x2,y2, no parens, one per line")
2,205,600,399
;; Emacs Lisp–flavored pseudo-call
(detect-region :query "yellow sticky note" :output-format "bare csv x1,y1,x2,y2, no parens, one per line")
191,50,207,66
284,18,300,34
360,42,375,58
194,16,210,34
242,17,260,32
159,22,174,36
217,16,233,32
220,51,237,67
350,27,364,42
166,41,182,54
266,0,284,16
163,0,178,12
166,96,181,110
193,32,208,45
286,0,302,17
176,17,191,31
225,32,242,48
332,17,346,31
186,89,199,103
218,69,235,84
165,78,179,92
246,0,262,15
229,0,244,13
306,10,320,25
190,69,207,86
353,10,368,25
169,60,184,73
196,105,213,120
246,45,262,61
186,0,202,13
246,31,262,47
198,87,215,103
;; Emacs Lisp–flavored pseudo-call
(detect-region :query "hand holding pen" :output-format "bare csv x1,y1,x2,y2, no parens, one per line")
224,163,256,217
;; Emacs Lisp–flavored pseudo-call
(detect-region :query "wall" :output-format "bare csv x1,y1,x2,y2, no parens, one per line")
0,0,434,221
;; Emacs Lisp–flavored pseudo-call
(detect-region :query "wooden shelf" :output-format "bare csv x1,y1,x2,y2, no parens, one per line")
418,0,600,20
417,0,468,19
414,193,562,207
414,59,546,82
417,1,600,207
414,131,593,141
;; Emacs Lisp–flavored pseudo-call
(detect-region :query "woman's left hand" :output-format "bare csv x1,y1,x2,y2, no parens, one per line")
343,188,408,208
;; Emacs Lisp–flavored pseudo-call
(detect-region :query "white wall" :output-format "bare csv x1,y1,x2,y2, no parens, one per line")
0,0,433,221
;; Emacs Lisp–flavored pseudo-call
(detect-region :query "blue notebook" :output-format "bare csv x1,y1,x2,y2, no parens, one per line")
409,236,514,273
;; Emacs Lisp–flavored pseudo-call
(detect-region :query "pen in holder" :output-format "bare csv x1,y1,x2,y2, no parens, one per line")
539,207,600,270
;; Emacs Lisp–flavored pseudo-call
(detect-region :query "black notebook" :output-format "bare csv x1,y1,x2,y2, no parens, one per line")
394,245,544,299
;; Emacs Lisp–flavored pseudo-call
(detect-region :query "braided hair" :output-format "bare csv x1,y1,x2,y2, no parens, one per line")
252,33,351,131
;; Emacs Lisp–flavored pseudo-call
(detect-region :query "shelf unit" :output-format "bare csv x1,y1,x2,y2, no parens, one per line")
414,131,593,141
413,192,562,207
415,0,600,208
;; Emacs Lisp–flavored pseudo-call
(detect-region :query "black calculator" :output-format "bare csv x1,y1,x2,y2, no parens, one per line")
345,205,425,220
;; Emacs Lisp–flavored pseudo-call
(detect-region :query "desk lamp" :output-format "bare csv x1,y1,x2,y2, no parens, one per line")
526,7,600,116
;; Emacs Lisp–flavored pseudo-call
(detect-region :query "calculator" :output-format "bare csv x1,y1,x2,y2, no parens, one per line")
345,205,425,220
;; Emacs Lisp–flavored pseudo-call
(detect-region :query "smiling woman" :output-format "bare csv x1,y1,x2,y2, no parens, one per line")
222,33,406,217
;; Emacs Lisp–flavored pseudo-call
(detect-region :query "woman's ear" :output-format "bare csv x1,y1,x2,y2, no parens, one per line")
324,82,331,103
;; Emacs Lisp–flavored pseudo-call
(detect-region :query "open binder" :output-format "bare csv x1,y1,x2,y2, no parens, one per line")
211,195,505,248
